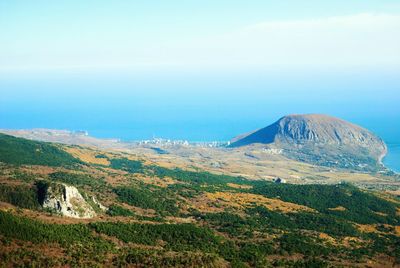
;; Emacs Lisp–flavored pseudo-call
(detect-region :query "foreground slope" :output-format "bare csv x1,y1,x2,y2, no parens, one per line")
230,114,387,171
0,134,400,267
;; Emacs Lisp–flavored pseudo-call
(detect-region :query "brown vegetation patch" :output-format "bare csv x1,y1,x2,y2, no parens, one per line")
385,190,400,196
37,242,67,259
104,174,130,187
266,254,304,262
102,167,129,176
341,236,365,248
0,240,67,263
65,147,110,165
377,191,400,205
328,206,346,211
165,216,196,224
0,201,16,211
362,254,400,268
357,223,400,237
190,194,226,213
318,232,336,244
1,203,156,225
373,211,388,217
395,226,400,236
196,192,314,213
20,165,56,176
115,202,157,218
357,224,378,233
135,174,179,188
0,178,26,186
226,183,253,189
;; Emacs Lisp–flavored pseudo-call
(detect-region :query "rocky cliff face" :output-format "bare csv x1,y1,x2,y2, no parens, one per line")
230,114,387,171
41,183,96,218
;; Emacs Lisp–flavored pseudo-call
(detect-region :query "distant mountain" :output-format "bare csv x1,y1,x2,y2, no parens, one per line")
230,114,387,171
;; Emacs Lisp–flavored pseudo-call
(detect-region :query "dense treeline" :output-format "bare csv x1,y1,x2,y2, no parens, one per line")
106,204,135,217
248,206,358,237
0,184,40,209
252,183,400,224
0,210,334,267
149,165,248,185
0,133,81,166
113,185,179,215
113,249,220,267
90,222,222,251
277,232,332,256
199,208,358,237
89,221,333,266
0,211,113,266
0,211,102,246
90,221,271,266
109,158,144,173
49,171,107,191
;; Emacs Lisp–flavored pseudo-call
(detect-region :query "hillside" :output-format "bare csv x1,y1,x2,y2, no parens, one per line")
230,114,387,171
0,134,400,267
0,133,81,166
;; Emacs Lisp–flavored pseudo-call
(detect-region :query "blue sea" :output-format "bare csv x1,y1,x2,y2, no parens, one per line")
384,144,400,173
0,70,399,172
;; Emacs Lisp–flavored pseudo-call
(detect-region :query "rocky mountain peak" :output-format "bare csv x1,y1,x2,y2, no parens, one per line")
230,114,387,171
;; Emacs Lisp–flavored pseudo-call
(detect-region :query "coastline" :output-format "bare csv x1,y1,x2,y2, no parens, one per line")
378,143,388,165
382,143,400,174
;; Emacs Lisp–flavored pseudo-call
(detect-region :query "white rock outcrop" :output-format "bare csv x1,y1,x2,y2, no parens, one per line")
92,196,108,212
42,183,96,218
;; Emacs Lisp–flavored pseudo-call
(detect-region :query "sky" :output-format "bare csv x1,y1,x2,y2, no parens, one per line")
1,1,400,72
0,1,399,143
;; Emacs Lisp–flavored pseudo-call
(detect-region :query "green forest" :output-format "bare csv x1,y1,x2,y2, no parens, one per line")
0,135,399,267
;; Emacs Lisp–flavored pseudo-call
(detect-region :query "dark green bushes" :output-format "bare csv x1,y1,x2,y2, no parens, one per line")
0,211,108,247
113,249,219,267
277,233,331,256
198,212,252,235
0,184,40,209
49,171,107,190
201,208,357,237
90,222,221,252
237,242,273,266
0,133,81,167
150,165,247,186
107,204,135,217
0,211,113,266
252,207,358,237
252,183,399,224
110,158,143,173
113,185,179,215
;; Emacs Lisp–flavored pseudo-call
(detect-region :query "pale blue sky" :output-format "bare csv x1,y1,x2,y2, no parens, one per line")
0,1,399,144
1,1,400,72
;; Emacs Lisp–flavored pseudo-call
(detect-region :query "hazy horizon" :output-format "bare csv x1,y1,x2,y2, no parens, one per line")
1,70,399,141
1,1,399,170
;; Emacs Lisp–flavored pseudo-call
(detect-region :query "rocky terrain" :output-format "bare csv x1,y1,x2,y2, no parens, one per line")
230,114,387,171
40,182,97,218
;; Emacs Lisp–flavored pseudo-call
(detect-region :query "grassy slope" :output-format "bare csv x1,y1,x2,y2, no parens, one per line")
0,136,399,267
